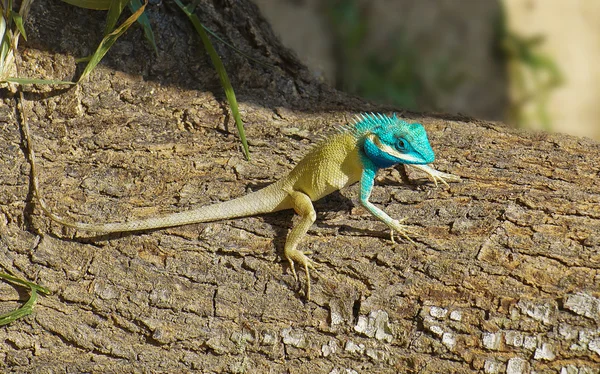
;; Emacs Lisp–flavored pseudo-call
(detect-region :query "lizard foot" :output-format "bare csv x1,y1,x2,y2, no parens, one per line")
409,164,461,188
389,218,415,244
285,249,319,300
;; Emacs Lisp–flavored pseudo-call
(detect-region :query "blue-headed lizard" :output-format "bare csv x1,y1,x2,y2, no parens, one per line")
40,113,460,299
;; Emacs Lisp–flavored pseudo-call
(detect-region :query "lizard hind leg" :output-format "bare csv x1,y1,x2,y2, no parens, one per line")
284,189,319,300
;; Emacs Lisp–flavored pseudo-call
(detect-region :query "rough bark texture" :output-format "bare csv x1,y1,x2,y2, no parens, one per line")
1,0,599,373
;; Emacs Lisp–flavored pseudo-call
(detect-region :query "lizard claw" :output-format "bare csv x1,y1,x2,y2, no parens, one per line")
389,218,415,244
391,228,415,244
409,164,460,188
286,249,319,300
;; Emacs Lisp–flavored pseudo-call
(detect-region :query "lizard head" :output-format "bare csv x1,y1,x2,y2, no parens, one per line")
359,113,435,168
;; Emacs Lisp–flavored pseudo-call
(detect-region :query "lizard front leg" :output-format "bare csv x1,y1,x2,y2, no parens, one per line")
359,164,414,243
284,189,318,300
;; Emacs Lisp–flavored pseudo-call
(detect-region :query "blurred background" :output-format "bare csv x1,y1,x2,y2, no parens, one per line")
252,0,600,140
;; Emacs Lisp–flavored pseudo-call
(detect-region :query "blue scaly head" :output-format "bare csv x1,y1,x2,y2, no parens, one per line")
350,113,442,240
354,113,435,170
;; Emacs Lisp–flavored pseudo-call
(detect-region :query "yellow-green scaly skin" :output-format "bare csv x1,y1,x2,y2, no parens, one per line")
45,114,460,299
49,132,363,231
288,132,362,200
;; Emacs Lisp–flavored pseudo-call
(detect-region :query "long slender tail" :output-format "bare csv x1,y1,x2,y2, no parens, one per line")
41,181,292,233
25,109,293,234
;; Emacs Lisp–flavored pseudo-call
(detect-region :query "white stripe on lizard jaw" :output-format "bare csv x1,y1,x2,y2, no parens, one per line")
368,133,423,164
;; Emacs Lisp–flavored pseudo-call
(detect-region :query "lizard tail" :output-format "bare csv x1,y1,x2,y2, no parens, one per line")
44,181,292,233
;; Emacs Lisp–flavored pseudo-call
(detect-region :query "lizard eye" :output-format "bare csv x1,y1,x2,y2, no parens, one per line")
396,138,408,151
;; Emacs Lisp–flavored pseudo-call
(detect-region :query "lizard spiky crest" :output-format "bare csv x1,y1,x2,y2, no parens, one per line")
348,112,401,139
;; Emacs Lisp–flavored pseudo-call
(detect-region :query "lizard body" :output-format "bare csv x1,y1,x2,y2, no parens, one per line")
42,113,459,299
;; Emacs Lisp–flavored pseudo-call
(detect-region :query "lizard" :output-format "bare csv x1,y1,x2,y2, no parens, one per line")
38,113,460,300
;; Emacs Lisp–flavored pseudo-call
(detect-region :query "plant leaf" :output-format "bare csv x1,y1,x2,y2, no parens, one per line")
0,272,50,326
10,10,26,41
129,0,157,55
201,24,273,69
78,0,147,82
174,0,250,160
105,0,129,35
61,0,112,10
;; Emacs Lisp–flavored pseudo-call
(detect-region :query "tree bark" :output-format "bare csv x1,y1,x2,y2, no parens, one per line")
1,0,599,372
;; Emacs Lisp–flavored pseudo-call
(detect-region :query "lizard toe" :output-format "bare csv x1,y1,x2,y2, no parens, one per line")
285,248,318,300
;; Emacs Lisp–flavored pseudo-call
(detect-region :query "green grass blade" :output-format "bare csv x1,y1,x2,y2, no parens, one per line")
129,0,157,55
174,0,250,159
17,0,34,20
10,10,26,41
0,272,50,294
4,77,76,85
0,16,8,72
201,24,273,69
75,55,91,63
0,14,6,41
61,0,112,10
0,290,37,326
78,0,147,82
0,272,50,326
105,0,129,35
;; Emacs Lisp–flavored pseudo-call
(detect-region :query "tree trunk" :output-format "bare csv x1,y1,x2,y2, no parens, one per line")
1,0,599,372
